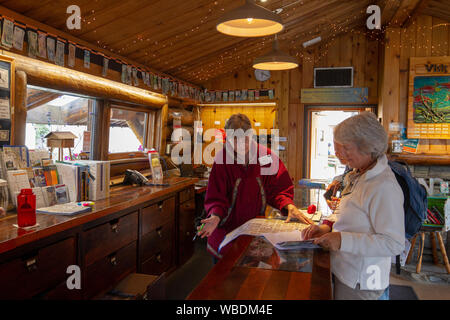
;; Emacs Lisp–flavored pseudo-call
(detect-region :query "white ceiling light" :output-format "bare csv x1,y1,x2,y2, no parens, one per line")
253,36,298,70
217,0,284,37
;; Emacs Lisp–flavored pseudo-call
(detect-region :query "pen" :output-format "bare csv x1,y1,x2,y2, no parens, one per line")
192,223,205,241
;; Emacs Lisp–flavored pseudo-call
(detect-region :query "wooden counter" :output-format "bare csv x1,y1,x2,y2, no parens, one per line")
0,177,198,299
187,235,332,300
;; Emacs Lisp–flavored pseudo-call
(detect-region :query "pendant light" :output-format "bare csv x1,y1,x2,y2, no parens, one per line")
217,0,284,37
253,36,298,70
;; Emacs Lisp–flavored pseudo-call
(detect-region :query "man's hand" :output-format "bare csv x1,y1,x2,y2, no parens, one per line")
197,215,220,238
285,204,313,224
301,224,331,240
313,232,341,251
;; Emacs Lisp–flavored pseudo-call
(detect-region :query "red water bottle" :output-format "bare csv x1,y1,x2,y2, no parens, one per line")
17,189,36,228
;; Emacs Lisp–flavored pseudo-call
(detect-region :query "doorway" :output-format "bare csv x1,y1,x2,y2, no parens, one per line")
305,106,375,180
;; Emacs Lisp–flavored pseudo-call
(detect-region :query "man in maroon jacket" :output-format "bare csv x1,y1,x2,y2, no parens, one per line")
197,114,313,260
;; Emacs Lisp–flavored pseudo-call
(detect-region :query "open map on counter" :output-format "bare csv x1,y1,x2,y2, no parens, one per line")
218,218,310,252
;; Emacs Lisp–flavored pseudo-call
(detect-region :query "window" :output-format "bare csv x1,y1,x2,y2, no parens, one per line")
25,87,95,160
108,107,156,155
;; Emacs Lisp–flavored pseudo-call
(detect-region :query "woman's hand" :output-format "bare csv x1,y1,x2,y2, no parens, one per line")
313,232,342,251
197,215,221,238
285,204,313,224
0,207,5,217
326,197,340,211
301,224,331,240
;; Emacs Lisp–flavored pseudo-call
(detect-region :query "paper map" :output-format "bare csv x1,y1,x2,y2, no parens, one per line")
218,218,310,252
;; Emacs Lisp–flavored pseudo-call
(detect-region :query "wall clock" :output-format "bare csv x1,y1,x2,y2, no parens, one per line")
255,69,271,82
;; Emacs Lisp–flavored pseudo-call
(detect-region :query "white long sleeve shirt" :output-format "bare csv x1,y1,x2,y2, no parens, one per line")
330,155,405,290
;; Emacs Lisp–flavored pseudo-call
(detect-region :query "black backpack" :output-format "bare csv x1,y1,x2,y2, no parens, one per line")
388,161,427,239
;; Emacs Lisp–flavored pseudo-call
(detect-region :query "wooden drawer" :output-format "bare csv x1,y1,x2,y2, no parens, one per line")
141,197,175,235
40,281,83,300
0,237,76,299
180,187,195,203
85,241,137,299
179,199,196,238
84,211,138,266
179,199,196,265
140,221,174,262
140,242,173,275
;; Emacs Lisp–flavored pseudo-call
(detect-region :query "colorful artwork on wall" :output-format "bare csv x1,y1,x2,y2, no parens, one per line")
413,76,450,124
407,57,450,140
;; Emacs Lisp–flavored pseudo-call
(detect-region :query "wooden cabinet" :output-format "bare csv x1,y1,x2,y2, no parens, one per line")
85,241,137,299
141,242,173,275
141,197,175,235
140,196,175,274
0,182,196,300
178,187,196,265
0,237,76,299
84,211,138,266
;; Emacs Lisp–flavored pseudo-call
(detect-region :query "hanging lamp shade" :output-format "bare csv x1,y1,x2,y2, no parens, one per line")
253,37,298,70
217,0,284,37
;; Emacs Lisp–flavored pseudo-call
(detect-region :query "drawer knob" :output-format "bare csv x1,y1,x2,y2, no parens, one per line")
111,223,119,233
110,256,118,266
156,254,162,263
25,257,38,272
158,202,164,210
156,228,163,238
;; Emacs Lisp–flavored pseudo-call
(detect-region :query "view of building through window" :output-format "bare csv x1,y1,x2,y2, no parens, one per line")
108,107,148,154
25,88,93,160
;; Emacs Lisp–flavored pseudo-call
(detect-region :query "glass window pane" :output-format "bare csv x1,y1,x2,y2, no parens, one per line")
25,88,93,161
109,107,147,153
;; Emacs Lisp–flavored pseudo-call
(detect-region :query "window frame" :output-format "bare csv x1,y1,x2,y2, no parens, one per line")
106,102,159,161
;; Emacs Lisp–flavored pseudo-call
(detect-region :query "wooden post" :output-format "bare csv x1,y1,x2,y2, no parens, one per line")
5,52,167,108
159,103,169,156
13,70,27,145
436,232,450,274
100,101,111,161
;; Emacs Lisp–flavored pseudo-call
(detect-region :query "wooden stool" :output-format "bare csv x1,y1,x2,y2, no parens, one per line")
406,229,450,274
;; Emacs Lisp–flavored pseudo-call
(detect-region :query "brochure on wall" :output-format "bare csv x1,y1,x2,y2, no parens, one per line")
0,97,10,119
27,30,38,58
1,18,14,48
12,26,25,51
38,32,47,58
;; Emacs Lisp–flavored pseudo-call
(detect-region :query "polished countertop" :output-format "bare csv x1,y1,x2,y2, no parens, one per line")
0,177,197,254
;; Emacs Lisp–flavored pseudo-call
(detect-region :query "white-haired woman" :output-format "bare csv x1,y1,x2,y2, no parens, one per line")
302,112,405,300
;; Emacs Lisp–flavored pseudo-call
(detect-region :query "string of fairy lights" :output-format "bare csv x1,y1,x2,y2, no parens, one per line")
2,0,448,91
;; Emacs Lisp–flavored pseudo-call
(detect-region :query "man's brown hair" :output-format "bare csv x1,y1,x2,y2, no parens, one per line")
224,113,252,131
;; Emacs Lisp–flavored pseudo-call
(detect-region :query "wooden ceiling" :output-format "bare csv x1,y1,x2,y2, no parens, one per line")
0,0,447,85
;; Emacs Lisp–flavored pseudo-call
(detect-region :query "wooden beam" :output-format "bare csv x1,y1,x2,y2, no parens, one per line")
402,0,433,28
27,92,61,110
3,51,168,108
13,70,26,145
389,0,422,27
0,5,195,88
